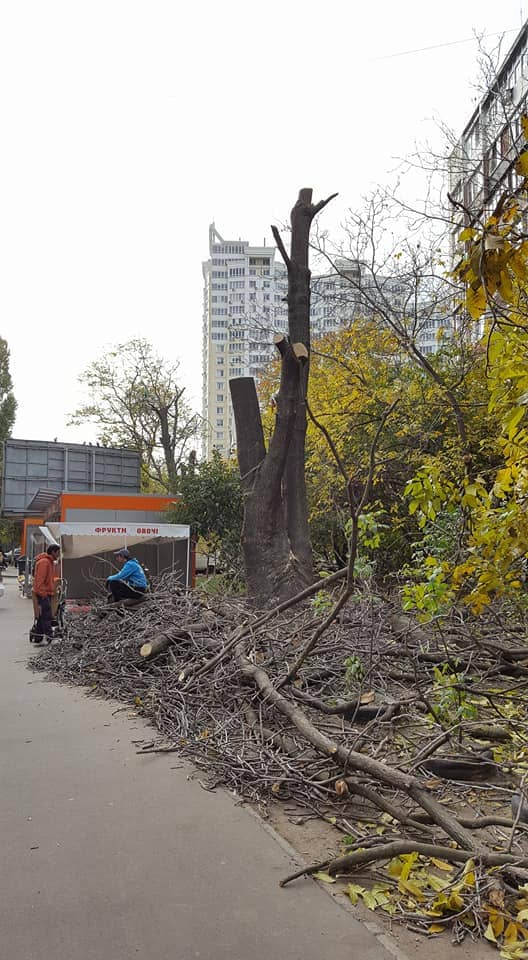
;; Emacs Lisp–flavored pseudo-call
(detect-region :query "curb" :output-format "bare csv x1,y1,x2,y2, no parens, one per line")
245,803,414,960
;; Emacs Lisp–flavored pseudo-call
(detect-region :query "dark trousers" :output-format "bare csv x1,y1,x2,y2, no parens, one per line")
36,595,53,639
107,580,146,603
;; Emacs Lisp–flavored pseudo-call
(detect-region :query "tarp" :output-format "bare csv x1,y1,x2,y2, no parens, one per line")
45,522,190,560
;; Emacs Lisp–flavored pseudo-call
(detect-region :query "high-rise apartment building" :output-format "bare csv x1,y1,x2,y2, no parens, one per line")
449,21,528,243
202,230,449,460
202,224,288,458
310,259,447,356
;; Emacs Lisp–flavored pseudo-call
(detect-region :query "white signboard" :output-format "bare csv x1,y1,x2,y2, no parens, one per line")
45,522,191,561
49,522,190,539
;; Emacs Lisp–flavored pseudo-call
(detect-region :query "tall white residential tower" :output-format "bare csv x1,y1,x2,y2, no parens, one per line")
202,224,287,458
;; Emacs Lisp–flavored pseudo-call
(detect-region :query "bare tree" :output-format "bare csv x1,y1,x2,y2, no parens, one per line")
70,339,199,494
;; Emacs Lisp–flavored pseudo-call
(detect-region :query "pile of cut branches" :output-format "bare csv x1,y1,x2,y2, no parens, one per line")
30,574,528,955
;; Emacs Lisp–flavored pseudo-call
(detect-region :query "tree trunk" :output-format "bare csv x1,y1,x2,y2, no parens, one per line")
230,188,336,605
159,406,179,494
231,375,298,603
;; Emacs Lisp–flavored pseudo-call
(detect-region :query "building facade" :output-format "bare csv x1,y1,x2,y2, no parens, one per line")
449,21,528,243
202,224,288,458
310,259,447,356
202,234,448,459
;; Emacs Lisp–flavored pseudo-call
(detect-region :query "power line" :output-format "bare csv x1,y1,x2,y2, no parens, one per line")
372,26,521,62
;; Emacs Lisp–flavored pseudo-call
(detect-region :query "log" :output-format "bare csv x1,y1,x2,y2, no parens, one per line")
422,753,496,782
464,723,511,742
140,634,177,659
326,839,528,878
291,688,403,721
140,621,217,659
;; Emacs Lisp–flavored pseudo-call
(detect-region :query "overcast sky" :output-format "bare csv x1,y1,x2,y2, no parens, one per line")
1,1,526,444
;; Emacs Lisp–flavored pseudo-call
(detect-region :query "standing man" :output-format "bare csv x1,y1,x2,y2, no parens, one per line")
32,544,60,643
106,548,147,603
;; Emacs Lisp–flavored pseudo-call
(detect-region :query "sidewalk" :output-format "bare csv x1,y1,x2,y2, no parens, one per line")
0,575,397,960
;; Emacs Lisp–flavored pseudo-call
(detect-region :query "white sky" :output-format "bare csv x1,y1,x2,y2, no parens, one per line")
1,0,526,444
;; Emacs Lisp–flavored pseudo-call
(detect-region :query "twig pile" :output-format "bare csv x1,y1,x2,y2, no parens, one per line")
29,575,528,946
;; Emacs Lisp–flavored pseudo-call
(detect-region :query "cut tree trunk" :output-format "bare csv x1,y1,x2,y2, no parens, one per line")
230,188,336,605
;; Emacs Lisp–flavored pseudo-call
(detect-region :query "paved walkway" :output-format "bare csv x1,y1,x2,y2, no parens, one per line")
0,574,396,960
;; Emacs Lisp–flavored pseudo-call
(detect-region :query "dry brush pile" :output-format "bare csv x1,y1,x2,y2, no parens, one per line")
29,574,528,955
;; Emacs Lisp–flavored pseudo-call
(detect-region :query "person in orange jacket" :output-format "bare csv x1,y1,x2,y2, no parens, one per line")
32,544,60,643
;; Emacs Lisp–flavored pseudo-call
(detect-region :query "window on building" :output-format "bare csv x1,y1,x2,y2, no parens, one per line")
216,393,224,401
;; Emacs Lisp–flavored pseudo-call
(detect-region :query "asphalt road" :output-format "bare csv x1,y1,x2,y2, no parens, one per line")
0,573,396,960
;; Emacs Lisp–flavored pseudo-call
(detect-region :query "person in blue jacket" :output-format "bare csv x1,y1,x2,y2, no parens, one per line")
106,548,148,602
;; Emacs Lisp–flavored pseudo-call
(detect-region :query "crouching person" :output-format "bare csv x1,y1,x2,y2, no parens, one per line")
32,544,61,643
106,548,147,603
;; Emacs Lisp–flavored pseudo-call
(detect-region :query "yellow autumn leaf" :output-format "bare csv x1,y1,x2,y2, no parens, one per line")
521,115,528,138
312,872,336,884
466,284,487,320
446,889,465,911
430,858,454,872
497,268,515,303
388,857,403,878
517,151,528,177
426,874,448,893
347,883,365,905
459,227,477,242
484,921,497,943
400,879,427,902
489,909,506,937
399,852,418,882
427,923,445,935
505,921,521,945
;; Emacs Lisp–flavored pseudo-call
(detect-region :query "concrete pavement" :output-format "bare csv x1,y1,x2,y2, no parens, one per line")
0,573,397,960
